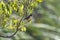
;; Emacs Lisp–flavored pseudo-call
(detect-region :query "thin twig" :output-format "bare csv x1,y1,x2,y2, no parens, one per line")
0,14,24,38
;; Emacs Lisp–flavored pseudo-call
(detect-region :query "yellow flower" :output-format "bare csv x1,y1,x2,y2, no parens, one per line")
31,2,38,7
20,4,24,12
21,27,26,32
1,1,5,5
21,4,24,10
8,25,15,30
14,20,18,24
0,2,2,9
36,0,43,3
8,20,16,30
9,26,14,29
5,8,8,13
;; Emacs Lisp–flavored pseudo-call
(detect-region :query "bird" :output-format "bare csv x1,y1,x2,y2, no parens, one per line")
24,14,32,22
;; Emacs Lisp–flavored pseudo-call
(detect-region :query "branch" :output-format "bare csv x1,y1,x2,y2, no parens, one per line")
0,14,24,38
0,13,32,38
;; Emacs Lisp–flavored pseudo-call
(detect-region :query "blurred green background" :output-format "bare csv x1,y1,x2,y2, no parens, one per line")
0,0,60,40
